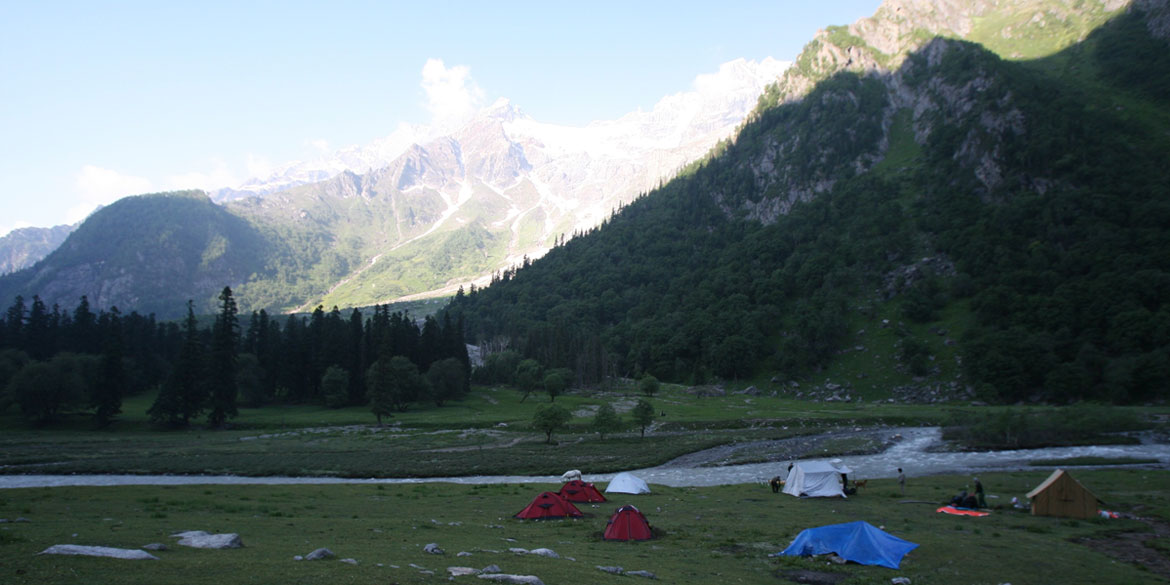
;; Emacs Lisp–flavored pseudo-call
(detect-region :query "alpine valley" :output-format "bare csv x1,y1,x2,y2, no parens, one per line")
0,58,788,318
2,0,1168,406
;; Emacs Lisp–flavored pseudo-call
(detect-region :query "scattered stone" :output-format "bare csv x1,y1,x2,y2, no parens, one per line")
293,555,303,561
171,531,243,549
892,578,912,585
528,548,559,559
409,563,428,569
304,548,335,561
458,551,473,557
39,545,158,560
508,547,528,554
481,564,502,573
626,570,657,579
340,558,358,565
141,543,168,551
448,567,479,576
597,565,625,574
424,542,445,555
478,574,545,585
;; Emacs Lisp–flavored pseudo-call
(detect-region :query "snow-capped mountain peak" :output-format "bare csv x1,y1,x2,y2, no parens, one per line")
211,57,789,203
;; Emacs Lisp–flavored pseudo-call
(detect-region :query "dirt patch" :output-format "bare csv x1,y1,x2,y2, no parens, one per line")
775,569,849,584
1077,517,1170,579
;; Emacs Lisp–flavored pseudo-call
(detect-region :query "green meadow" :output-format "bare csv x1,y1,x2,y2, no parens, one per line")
2,384,1168,584
1,471,1168,585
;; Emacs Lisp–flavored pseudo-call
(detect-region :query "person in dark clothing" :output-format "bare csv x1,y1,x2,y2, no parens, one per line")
951,490,969,507
974,477,986,508
770,476,783,493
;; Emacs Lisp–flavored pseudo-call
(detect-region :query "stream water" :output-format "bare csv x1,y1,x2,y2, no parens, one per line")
2,427,1168,489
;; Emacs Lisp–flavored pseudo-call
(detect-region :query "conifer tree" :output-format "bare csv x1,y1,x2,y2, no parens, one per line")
208,287,239,428
149,301,206,427
92,307,124,427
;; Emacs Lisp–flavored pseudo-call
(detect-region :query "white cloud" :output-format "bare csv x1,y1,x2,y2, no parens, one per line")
165,157,240,192
693,57,790,97
245,153,276,179
420,58,484,130
71,165,154,224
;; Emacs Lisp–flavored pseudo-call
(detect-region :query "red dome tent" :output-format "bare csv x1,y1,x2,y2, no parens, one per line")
514,492,584,520
603,505,653,541
558,480,607,503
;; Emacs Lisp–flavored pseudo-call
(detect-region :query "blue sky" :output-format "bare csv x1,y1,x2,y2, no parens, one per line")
0,0,883,237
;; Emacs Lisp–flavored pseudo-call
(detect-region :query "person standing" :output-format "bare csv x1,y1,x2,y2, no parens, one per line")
974,477,986,508
897,468,906,495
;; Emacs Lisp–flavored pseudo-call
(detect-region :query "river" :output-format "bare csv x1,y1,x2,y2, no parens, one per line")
2,427,1168,489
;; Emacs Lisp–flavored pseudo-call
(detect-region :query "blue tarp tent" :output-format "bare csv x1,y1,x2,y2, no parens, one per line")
771,521,918,569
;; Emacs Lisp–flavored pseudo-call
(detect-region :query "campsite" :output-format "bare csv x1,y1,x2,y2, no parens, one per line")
1,385,1169,584
1,469,1168,584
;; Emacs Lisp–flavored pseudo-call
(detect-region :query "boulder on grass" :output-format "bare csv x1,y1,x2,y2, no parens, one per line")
39,545,158,560
171,530,243,549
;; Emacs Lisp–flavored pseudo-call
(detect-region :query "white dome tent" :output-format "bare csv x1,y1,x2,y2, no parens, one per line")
605,472,651,494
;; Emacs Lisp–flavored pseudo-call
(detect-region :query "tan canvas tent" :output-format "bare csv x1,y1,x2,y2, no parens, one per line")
1026,469,1101,519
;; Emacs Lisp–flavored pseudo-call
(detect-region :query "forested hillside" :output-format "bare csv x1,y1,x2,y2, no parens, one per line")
445,2,1170,405
0,192,272,317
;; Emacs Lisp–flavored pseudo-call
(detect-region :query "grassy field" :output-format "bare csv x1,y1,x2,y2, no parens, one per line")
0,384,1163,478
0,384,952,479
2,384,1168,583
1,470,1168,585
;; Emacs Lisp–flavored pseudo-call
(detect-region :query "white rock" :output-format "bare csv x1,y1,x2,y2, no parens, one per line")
39,545,158,560
304,548,334,560
478,575,545,585
171,531,243,549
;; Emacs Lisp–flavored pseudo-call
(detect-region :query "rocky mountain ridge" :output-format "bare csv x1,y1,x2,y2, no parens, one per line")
0,224,75,276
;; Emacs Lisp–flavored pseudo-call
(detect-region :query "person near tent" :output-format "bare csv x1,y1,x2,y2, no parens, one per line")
897,468,905,495
950,489,972,508
974,478,986,508
770,476,783,493
841,472,856,496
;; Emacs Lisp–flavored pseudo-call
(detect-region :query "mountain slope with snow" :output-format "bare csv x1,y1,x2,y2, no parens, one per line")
225,57,792,311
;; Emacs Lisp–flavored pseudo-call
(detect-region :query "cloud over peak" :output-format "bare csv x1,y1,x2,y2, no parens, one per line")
421,58,485,131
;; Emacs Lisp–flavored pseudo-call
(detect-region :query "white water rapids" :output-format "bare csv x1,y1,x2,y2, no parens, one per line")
2,427,1167,489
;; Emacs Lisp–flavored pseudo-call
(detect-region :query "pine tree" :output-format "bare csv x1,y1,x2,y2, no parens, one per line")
149,301,206,427
207,287,239,428
92,307,124,427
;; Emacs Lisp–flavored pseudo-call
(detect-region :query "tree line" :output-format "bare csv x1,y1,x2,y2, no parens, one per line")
0,288,470,426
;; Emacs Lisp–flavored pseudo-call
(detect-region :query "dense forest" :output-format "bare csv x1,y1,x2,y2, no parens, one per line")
0,292,470,426
442,9,1170,405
